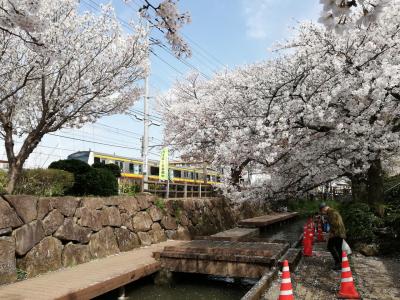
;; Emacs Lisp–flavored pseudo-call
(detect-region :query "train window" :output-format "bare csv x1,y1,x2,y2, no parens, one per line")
114,161,123,170
129,163,134,173
173,170,181,178
188,172,193,179
150,166,159,176
94,157,100,164
217,176,221,182
207,175,211,181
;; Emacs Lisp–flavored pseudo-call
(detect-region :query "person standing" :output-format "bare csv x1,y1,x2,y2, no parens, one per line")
319,202,346,270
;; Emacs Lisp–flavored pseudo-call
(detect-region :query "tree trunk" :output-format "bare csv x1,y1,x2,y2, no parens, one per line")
5,162,23,194
3,126,44,194
230,158,251,190
366,158,384,206
350,174,367,202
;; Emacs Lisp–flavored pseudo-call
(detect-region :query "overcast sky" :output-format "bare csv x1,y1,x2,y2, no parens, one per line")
1,0,322,168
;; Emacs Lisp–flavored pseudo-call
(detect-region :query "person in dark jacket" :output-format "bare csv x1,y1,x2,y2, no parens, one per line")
320,202,346,270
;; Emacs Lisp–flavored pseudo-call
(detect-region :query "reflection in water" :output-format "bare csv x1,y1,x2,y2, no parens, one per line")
258,217,305,242
95,273,250,300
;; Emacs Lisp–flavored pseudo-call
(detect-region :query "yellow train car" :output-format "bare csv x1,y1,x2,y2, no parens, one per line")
67,151,221,185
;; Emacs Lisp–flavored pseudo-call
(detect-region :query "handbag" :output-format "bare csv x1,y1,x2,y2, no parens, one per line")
342,239,352,255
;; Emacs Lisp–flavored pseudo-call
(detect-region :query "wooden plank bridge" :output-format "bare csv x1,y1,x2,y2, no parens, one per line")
239,212,299,228
159,212,300,279
159,239,289,278
0,240,182,300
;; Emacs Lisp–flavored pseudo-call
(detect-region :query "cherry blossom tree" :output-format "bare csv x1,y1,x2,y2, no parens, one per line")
161,0,400,205
0,0,148,193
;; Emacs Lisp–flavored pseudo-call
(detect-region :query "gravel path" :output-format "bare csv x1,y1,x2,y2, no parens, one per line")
263,242,400,299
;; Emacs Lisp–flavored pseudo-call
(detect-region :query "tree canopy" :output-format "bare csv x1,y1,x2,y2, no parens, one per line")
161,0,400,203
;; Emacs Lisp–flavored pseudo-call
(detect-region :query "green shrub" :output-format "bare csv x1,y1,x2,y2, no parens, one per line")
49,159,118,196
92,162,121,178
0,169,7,194
288,199,341,217
340,202,380,243
14,169,74,196
77,168,118,196
49,159,91,175
384,200,400,239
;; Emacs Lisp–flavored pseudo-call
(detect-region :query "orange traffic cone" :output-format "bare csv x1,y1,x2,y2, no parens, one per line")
317,221,325,242
337,251,360,299
307,223,314,245
303,235,313,256
278,260,294,300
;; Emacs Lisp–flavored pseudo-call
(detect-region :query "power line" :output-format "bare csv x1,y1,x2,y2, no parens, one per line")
150,49,184,76
49,133,142,151
94,122,143,137
48,133,160,156
91,122,162,142
150,37,211,80
129,108,163,122
61,128,142,146
183,34,226,68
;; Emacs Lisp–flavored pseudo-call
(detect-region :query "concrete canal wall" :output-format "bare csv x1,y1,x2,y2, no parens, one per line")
0,194,270,284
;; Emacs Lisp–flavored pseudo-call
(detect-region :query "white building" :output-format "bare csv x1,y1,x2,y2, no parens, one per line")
0,160,9,171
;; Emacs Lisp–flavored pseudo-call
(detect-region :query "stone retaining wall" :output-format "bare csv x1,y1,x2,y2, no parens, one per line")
0,194,269,285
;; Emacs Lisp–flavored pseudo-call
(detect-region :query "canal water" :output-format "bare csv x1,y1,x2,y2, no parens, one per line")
95,273,250,300
258,216,305,243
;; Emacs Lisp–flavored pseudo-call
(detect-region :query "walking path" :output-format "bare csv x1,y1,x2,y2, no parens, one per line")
0,240,182,300
353,254,400,300
263,241,400,300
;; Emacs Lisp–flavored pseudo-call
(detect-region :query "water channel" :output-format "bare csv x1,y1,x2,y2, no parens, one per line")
95,216,305,300
259,216,305,243
95,273,250,300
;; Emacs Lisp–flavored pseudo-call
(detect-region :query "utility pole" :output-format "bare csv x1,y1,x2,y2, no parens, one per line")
143,67,150,191
142,21,150,192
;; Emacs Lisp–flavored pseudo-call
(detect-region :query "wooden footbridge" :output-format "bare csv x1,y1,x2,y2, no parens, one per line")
158,212,300,279
158,239,289,278
238,212,299,227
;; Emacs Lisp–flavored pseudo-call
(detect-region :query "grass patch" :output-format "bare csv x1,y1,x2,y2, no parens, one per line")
155,198,165,211
16,268,27,281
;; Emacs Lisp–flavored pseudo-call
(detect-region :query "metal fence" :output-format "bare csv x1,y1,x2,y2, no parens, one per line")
144,181,218,199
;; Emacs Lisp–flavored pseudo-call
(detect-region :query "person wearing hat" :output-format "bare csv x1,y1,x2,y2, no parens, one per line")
319,202,346,270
